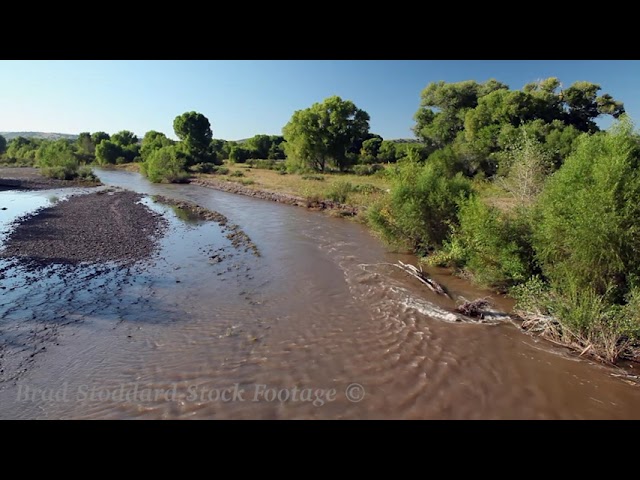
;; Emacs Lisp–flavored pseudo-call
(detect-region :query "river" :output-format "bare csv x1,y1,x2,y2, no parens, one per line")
1,169,639,419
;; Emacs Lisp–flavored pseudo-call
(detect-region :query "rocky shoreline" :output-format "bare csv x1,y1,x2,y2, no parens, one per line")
1,190,167,267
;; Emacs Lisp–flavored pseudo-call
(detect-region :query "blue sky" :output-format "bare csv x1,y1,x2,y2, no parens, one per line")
0,60,639,140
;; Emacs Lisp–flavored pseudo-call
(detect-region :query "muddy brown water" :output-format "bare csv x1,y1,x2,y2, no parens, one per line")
1,169,640,419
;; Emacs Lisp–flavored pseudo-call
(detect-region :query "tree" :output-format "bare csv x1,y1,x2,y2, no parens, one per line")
173,111,213,165
378,140,397,163
76,132,95,156
360,136,383,163
414,78,625,176
246,134,272,159
0,134,6,155
111,130,138,147
228,145,251,163
283,95,370,172
95,140,123,165
141,131,174,162
91,132,110,146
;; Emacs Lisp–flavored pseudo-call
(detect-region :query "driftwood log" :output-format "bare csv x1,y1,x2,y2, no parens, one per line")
395,261,450,298
455,298,491,318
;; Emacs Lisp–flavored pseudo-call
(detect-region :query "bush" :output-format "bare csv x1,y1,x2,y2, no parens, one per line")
326,181,353,203
367,157,472,253
239,178,255,186
353,164,384,176
141,146,190,183
533,118,640,300
76,165,98,182
36,140,83,180
41,165,77,180
438,196,537,289
192,162,218,174
230,170,245,177
247,159,278,170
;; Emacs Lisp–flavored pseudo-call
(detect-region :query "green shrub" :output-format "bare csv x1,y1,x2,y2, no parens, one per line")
367,157,472,253
142,146,190,183
353,164,384,176
41,165,77,180
239,178,255,185
441,196,537,289
192,162,218,174
247,159,278,170
326,181,353,203
533,117,640,300
36,140,82,180
230,170,245,177
76,165,98,182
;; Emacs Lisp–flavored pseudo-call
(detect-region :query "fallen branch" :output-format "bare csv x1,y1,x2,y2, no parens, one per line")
455,298,491,318
395,261,450,298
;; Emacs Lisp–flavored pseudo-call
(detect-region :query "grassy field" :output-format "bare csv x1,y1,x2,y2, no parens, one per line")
199,163,392,210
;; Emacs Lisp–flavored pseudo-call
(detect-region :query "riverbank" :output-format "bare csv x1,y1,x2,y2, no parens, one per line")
0,167,101,190
1,190,167,267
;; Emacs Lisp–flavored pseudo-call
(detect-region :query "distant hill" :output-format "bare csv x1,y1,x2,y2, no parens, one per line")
0,132,78,141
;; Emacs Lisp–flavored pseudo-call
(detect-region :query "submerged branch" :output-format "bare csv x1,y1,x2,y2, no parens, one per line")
394,260,450,298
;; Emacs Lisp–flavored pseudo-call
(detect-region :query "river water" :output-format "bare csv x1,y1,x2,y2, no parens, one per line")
1,169,639,419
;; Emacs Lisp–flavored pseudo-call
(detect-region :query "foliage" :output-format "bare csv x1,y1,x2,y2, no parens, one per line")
173,111,214,165
326,181,353,203
495,131,552,206
368,156,472,252
441,197,537,289
35,139,83,180
0,134,7,155
91,131,110,146
352,164,384,176
228,146,251,164
140,145,189,183
414,78,624,176
283,95,370,172
533,117,640,301
95,140,122,165
141,131,174,162
111,130,138,147
230,170,245,177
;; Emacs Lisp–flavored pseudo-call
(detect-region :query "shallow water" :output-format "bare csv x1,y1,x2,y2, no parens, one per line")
0,169,639,419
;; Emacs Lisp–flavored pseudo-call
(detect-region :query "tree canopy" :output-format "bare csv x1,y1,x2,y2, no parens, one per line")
414,78,625,176
283,96,370,172
173,111,213,165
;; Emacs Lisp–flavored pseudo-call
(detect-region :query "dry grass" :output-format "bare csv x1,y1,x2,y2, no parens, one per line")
203,163,392,210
